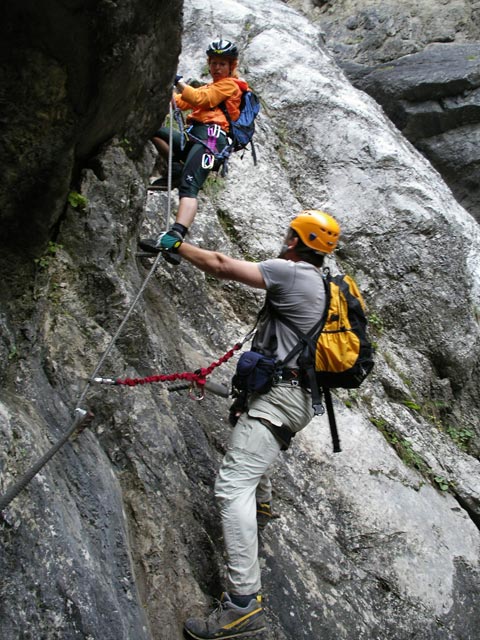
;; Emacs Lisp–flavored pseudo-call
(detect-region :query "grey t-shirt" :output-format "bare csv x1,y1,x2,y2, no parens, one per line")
253,258,326,365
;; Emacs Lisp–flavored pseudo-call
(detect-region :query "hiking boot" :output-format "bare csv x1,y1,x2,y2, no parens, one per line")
184,593,266,639
256,502,279,530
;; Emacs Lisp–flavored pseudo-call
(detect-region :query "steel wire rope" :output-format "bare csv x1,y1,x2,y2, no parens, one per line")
0,104,177,514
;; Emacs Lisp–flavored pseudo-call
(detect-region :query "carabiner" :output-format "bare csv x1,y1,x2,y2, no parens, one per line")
189,382,205,401
201,153,215,170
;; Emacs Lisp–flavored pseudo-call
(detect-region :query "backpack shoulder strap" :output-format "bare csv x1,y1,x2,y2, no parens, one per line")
218,100,233,139
266,280,342,453
266,285,327,415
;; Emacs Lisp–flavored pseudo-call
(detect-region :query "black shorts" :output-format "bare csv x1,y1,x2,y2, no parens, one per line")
155,123,228,198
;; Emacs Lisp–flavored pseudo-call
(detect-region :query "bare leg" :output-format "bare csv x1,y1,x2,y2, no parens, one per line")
175,197,198,229
152,136,169,160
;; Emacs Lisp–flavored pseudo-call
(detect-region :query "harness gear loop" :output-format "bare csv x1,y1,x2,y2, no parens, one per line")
207,124,222,139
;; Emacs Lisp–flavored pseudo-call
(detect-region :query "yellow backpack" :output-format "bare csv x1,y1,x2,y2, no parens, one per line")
272,269,375,452
314,272,374,388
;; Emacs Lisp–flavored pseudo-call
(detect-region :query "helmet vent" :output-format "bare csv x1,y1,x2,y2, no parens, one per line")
309,232,317,241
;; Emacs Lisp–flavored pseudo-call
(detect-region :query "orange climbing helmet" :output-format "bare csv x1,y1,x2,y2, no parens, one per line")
290,210,341,254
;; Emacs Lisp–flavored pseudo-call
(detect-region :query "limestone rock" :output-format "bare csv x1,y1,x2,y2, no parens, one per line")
0,1,479,640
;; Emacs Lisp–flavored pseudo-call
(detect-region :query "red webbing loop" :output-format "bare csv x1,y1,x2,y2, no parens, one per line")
114,343,242,387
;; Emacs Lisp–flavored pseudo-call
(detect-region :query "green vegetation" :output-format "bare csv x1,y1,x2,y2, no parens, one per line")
370,418,455,493
8,345,18,361
116,137,133,153
401,396,475,453
368,312,384,335
444,425,475,451
216,208,240,243
202,173,226,199
433,476,451,492
216,208,257,262
401,399,421,411
34,241,63,270
68,190,88,210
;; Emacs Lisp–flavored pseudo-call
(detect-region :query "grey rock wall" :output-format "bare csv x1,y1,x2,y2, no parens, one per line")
0,0,182,255
291,0,480,221
1,1,480,639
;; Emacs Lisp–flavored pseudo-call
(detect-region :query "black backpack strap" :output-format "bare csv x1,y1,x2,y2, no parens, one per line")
250,138,257,165
218,101,233,139
323,386,341,453
266,287,343,453
266,302,325,414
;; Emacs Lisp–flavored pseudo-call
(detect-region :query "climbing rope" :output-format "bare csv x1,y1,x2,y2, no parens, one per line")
94,341,244,389
0,103,183,515
165,98,175,228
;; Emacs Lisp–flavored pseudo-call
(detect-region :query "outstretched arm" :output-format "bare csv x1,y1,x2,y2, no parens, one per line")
179,242,266,289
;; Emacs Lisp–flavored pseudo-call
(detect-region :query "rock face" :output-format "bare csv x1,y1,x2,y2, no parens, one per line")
1,1,480,640
342,42,480,223
0,0,182,255
292,1,480,221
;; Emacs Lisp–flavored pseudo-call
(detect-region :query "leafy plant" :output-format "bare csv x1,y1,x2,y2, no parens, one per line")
8,345,18,361
34,241,63,270
445,426,475,451
117,137,133,153
68,190,88,209
369,417,388,429
433,476,451,492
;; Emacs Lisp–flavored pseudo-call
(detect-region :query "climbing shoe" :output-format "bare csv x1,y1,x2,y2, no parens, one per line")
184,593,266,639
256,502,279,530
256,502,271,529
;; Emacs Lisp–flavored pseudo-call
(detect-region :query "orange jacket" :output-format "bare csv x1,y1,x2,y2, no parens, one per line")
175,77,249,132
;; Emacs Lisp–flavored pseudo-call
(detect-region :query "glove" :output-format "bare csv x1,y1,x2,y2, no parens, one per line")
174,74,183,86
158,229,183,253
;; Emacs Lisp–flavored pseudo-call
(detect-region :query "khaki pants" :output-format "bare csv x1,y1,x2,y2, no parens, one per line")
214,384,314,595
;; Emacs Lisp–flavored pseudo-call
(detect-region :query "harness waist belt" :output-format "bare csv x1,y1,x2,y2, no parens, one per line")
278,368,300,382
188,121,228,136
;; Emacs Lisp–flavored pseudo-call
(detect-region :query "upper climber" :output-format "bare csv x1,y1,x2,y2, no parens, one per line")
139,39,251,264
